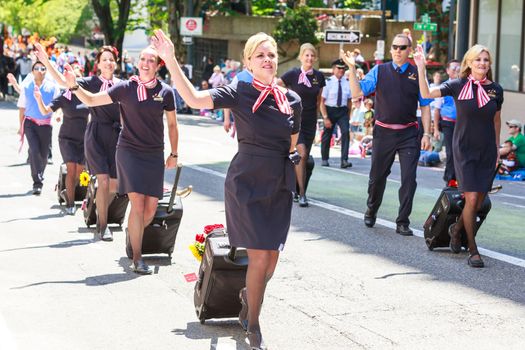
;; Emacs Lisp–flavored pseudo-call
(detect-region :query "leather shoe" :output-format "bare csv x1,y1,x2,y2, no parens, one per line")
246,329,267,350
100,226,113,241
364,209,376,227
32,186,42,195
298,195,309,207
133,259,152,275
65,206,76,216
293,193,299,202
340,160,352,168
396,224,413,236
321,160,329,167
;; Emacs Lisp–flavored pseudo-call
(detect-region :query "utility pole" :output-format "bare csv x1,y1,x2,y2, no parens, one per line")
186,0,194,69
380,0,386,40
455,0,470,59
448,0,457,61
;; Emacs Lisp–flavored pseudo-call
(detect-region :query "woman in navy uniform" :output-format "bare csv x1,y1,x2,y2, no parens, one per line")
279,43,325,207
152,30,301,349
63,47,179,275
33,62,89,215
415,44,503,268
35,43,122,241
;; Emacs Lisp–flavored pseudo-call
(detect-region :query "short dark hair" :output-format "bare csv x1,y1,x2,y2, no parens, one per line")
446,59,460,69
32,61,44,70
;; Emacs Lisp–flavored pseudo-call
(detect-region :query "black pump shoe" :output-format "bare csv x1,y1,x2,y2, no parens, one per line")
246,330,267,350
298,195,309,207
238,288,248,331
468,251,484,268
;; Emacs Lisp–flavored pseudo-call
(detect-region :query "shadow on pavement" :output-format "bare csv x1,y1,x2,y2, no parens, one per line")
6,163,28,168
0,238,96,253
1,212,65,223
172,321,249,350
10,257,142,289
0,191,33,198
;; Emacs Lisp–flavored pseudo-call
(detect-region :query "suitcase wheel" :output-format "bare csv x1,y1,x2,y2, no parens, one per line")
427,246,434,251
199,319,205,325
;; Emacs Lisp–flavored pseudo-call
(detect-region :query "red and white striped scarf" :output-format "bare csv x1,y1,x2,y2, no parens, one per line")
63,89,72,100
129,75,158,102
298,67,313,87
458,75,491,108
99,76,114,92
252,78,291,115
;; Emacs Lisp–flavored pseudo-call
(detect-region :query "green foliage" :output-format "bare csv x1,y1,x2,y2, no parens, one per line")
273,5,319,56
252,0,278,16
414,0,451,63
0,0,92,42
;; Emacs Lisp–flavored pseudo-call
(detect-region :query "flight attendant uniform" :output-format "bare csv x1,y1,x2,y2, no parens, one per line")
359,62,432,226
439,78,503,192
209,79,302,250
79,76,121,177
107,78,176,199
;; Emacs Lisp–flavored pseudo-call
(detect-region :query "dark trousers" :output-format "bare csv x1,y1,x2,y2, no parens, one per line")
367,126,420,226
24,120,52,188
321,106,349,162
441,120,456,182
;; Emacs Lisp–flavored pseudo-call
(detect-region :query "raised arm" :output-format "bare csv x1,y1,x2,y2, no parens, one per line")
33,42,68,88
7,73,20,94
340,50,364,98
33,87,53,115
151,30,213,109
414,45,442,99
64,65,112,107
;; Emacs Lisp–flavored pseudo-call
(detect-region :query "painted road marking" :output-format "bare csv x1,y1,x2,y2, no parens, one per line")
187,164,525,269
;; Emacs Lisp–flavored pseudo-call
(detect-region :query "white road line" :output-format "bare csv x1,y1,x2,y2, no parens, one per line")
186,164,525,269
502,202,525,209
499,193,525,200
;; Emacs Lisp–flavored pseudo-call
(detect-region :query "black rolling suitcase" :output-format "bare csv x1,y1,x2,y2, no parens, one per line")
194,230,248,324
125,164,185,258
82,175,129,228
423,187,491,251
56,163,88,205
296,155,315,194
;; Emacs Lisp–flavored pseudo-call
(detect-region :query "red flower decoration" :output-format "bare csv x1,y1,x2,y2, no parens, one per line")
195,233,205,243
203,224,224,234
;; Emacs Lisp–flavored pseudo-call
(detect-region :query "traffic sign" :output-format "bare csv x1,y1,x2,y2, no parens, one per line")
413,22,437,31
324,30,361,44
182,36,193,45
180,17,203,36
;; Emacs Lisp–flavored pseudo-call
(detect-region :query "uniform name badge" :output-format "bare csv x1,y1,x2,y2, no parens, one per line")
153,94,164,102
487,89,497,98
408,73,417,80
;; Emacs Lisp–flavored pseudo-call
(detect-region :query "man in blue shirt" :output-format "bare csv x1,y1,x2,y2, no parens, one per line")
433,59,460,187
342,34,432,236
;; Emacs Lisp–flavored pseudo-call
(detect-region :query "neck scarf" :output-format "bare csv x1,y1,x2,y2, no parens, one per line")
99,76,114,92
129,75,158,102
63,89,72,100
298,67,313,87
458,74,490,108
252,78,291,115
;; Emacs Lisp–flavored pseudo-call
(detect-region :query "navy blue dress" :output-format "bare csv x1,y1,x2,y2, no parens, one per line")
79,76,121,177
49,93,89,164
440,78,504,192
210,80,302,250
108,79,176,199
281,68,325,147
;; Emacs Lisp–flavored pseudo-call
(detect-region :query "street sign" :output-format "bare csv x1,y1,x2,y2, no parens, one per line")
413,13,437,32
376,40,385,55
324,30,361,44
180,17,203,36
182,36,193,45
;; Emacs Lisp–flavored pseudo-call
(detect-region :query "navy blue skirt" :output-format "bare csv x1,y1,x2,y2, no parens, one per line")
116,147,164,199
84,121,119,178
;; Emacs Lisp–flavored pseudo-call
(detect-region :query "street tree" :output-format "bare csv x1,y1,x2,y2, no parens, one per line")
91,0,131,61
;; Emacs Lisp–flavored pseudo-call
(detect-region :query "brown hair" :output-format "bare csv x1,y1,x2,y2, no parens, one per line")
95,46,119,63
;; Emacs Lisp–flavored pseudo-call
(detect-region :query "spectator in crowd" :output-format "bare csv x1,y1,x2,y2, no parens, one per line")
16,51,33,83
208,65,227,88
363,98,374,135
500,119,525,168
349,97,365,144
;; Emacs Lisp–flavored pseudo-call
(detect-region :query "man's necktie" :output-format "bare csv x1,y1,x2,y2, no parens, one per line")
337,79,342,107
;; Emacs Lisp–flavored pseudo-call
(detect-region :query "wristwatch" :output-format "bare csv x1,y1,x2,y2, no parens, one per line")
170,152,178,158
69,84,79,91
423,133,432,138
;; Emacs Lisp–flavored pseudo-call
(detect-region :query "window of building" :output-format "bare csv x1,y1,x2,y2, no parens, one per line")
498,0,523,91
477,0,499,75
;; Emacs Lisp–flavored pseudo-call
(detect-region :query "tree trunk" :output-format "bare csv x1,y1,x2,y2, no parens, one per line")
91,0,131,63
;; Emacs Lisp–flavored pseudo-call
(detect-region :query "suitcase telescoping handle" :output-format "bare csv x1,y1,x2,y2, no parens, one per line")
227,246,237,261
167,164,183,213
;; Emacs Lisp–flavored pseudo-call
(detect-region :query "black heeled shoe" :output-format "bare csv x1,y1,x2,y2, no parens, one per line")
238,288,248,331
468,251,484,268
246,330,267,350
448,223,461,254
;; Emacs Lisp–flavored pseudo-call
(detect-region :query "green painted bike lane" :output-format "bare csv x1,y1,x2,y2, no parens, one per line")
200,160,525,261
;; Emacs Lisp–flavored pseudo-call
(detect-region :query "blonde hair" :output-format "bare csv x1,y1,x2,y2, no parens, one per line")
460,44,493,80
243,32,278,62
298,43,317,60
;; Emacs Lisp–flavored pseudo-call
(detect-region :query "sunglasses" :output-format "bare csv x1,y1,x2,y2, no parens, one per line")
508,125,517,128
33,67,47,72
335,66,346,70
391,45,408,51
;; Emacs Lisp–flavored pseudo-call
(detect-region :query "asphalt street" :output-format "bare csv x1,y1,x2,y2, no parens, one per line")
1,101,524,349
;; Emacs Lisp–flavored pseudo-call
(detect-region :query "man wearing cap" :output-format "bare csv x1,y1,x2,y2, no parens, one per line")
320,58,352,168
341,34,432,236
500,119,525,168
